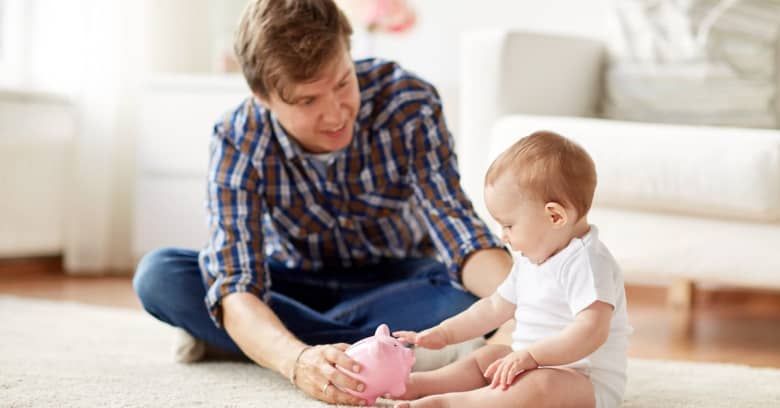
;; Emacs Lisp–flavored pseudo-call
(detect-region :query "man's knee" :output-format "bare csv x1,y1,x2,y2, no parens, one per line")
133,247,180,308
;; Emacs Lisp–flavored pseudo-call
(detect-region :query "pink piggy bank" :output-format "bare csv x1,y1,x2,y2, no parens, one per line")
337,324,416,405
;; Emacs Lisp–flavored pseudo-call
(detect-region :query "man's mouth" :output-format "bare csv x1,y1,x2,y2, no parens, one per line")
322,123,347,138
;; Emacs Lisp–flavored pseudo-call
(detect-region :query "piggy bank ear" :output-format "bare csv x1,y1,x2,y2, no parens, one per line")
375,324,390,338
368,339,387,358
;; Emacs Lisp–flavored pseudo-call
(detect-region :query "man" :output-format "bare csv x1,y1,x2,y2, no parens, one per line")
133,0,513,405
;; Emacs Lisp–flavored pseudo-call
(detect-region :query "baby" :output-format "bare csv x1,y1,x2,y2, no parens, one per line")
394,131,632,408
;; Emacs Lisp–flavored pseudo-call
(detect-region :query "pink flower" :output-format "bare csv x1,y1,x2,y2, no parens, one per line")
339,0,417,34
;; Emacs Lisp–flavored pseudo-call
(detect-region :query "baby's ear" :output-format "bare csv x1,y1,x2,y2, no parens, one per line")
544,202,568,228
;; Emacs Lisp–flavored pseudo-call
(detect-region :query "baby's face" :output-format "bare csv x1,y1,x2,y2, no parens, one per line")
484,177,554,264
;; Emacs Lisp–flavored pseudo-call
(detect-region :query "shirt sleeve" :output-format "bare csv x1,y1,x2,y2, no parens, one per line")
197,112,269,328
404,89,505,284
558,251,618,317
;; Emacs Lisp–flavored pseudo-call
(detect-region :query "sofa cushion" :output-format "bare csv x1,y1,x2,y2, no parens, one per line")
491,115,780,222
590,207,780,288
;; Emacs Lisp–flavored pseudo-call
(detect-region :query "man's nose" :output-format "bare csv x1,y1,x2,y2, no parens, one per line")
322,93,344,125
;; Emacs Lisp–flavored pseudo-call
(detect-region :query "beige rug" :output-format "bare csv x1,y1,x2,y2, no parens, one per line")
1,296,778,407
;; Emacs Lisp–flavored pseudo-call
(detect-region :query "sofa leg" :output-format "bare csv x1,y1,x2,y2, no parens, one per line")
668,279,694,339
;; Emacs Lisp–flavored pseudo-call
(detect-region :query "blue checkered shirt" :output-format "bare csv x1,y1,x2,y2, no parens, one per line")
198,59,503,326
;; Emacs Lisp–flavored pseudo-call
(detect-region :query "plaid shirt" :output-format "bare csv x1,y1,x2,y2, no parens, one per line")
198,59,503,326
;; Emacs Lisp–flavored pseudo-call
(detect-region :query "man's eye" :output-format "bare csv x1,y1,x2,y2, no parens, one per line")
300,98,315,106
337,81,348,89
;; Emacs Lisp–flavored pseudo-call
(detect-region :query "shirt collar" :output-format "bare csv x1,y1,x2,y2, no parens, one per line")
268,112,302,161
270,114,367,164
519,224,598,269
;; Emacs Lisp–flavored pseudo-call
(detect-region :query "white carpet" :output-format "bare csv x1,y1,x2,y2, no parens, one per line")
1,296,779,407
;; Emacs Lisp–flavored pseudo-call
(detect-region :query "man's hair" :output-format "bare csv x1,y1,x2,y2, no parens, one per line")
485,131,597,219
234,0,353,101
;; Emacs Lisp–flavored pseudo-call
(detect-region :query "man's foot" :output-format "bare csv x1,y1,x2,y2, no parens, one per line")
172,328,206,363
412,336,485,372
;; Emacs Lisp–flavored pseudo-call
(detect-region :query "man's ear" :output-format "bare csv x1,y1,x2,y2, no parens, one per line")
544,202,569,229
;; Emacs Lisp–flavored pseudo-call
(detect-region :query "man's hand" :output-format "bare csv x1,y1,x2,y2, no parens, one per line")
483,349,539,390
293,344,368,406
393,326,449,350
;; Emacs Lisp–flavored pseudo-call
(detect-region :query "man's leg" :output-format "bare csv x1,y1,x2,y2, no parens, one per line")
133,248,243,355
324,258,479,336
132,248,374,357
319,258,485,370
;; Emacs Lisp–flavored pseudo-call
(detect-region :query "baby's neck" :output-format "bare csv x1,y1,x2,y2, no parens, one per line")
533,217,590,265
571,217,591,239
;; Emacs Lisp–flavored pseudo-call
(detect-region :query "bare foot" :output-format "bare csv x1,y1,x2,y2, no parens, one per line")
395,374,421,401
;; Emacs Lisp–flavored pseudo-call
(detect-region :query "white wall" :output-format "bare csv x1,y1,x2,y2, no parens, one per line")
145,0,247,74
361,0,613,139
5,0,146,273
143,0,613,136
11,0,606,269
367,0,612,86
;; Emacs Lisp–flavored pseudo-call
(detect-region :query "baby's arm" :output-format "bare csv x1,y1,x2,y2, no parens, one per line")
527,300,613,366
394,291,515,349
484,301,613,389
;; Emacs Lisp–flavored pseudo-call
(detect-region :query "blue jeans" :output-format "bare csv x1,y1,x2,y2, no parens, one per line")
133,248,478,356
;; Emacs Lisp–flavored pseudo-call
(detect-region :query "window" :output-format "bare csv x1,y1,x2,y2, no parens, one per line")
0,0,27,89
0,0,7,63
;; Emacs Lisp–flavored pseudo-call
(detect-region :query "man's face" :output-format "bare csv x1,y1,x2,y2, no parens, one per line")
257,48,360,154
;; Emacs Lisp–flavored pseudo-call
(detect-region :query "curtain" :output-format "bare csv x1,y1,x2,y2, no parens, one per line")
26,0,146,274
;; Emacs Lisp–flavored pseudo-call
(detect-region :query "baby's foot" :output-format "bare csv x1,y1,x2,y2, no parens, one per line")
394,396,447,408
395,374,421,400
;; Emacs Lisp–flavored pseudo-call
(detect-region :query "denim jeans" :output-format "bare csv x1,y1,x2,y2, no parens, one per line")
133,248,478,356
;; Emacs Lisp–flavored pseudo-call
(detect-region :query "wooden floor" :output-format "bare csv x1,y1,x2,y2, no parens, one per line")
2,256,780,368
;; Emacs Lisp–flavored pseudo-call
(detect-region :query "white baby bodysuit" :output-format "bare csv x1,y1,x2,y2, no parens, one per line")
496,225,633,408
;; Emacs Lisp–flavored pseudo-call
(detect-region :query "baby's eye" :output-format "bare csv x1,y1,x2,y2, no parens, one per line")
503,225,513,230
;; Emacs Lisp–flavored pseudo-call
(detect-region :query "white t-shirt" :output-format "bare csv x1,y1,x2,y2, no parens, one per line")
496,225,633,378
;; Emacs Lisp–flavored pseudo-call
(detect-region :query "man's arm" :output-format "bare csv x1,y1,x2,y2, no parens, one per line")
404,91,509,296
461,248,513,298
202,113,365,406
222,293,306,378
462,248,515,345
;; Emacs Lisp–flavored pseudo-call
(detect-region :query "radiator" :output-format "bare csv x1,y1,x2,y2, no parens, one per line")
0,92,75,257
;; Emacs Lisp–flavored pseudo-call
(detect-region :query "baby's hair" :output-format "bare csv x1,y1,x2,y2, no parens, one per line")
485,130,597,220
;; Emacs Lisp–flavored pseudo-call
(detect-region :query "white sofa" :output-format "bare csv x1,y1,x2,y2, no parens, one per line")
457,30,780,326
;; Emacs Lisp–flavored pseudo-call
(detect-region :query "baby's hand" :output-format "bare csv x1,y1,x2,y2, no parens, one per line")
483,350,538,390
393,327,448,350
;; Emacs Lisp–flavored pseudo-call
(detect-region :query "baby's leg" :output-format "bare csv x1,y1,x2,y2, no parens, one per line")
396,367,594,408
399,344,512,400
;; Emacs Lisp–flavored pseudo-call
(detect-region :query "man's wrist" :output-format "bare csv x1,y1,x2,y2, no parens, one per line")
289,345,311,386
